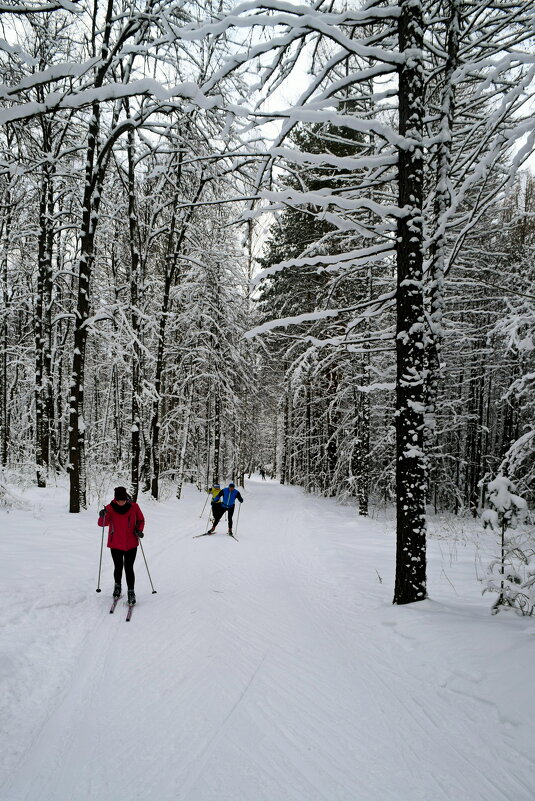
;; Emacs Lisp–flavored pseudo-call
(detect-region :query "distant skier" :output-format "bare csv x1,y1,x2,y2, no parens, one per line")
207,481,243,535
205,482,222,528
208,483,222,509
98,486,145,605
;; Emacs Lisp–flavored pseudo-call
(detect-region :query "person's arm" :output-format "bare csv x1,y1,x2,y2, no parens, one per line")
236,491,244,503
98,506,109,526
215,490,223,501
135,504,145,533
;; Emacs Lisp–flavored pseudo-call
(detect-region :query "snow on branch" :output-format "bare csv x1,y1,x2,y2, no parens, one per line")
245,309,340,339
251,243,394,288
0,0,79,12
270,147,397,171
0,79,224,126
259,188,406,218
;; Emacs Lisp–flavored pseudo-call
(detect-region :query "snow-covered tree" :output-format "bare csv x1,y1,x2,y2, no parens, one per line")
483,474,533,615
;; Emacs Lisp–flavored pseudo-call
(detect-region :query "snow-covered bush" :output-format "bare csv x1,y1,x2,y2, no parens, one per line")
482,475,534,615
0,470,32,511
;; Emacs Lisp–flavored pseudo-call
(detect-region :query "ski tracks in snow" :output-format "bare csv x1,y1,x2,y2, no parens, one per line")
1,479,534,801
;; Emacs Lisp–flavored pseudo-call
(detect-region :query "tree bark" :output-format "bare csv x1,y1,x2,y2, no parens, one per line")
213,392,221,484
127,124,142,501
0,169,11,467
69,0,115,512
394,0,427,604
356,389,370,517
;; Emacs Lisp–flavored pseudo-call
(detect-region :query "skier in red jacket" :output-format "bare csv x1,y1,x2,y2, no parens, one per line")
98,486,145,605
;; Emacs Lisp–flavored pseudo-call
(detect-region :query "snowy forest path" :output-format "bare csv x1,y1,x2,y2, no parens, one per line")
1,478,534,801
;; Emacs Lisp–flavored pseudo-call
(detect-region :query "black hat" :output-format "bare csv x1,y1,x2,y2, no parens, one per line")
229,482,235,487
114,486,129,501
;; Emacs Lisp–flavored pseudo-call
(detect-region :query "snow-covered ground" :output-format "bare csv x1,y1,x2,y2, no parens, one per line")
1,476,534,801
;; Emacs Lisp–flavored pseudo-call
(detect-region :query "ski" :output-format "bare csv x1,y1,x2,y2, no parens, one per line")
229,533,239,542
126,604,135,622
109,596,121,614
193,531,213,538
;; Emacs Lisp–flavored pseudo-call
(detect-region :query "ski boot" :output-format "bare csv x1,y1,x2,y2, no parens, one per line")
113,583,121,598
127,589,136,605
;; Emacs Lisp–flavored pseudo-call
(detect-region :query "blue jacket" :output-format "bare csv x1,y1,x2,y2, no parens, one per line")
215,487,243,508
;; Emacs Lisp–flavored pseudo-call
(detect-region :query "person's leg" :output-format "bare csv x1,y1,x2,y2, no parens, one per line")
212,504,225,530
123,547,138,590
209,503,218,529
110,548,124,585
227,506,235,531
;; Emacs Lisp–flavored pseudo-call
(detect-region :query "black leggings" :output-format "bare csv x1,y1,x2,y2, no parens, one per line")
110,548,137,590
212,504,235,529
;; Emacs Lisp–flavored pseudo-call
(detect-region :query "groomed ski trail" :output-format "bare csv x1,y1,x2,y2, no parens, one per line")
1,478,534,801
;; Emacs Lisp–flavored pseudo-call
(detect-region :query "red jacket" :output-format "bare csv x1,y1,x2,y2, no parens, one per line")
98,501,145,551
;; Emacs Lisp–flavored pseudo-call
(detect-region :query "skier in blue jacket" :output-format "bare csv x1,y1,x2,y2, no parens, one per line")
207,482,243,535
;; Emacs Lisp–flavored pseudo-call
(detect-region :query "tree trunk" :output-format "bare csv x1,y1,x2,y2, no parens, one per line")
394,0,427,605
69,0,114,512
280,391,289,485
43,175,55,472
35,161,55,487
272,409,278,479
213,392,221,484
176,380,194,499
356,389,370,517
35,170,48,487
0,173,11,467
69,108,101,512
127,124,142,501
425,0,461,501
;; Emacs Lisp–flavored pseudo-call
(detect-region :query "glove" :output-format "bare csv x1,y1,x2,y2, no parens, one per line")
99,508,106,518
136,529,144,538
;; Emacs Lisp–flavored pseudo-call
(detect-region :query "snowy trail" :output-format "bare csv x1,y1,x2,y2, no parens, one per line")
1,478,534,801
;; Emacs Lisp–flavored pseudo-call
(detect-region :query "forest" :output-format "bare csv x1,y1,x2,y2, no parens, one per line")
1,0,534,604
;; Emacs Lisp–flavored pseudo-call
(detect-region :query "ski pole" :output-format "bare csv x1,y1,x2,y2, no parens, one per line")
96,515,105,593
235,502,242,537
199,493,209,518
205,504,213,531
138,539,157,593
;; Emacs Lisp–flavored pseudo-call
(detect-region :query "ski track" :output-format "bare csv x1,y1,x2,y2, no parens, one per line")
1,479,534,801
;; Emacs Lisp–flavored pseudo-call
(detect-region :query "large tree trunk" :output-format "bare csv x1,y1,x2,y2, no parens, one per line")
68,106,101,512
69,0,114,512
127,124,142,501
393,0,427,605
